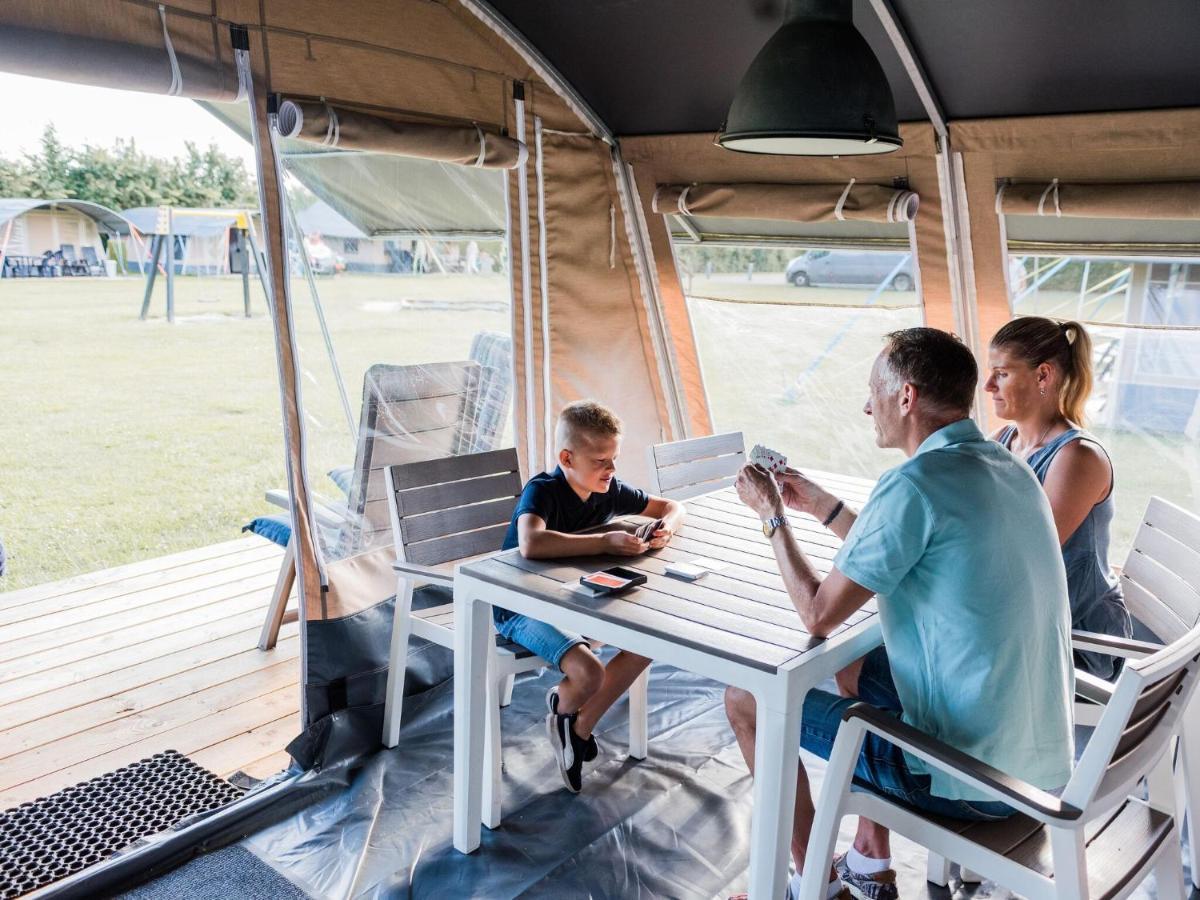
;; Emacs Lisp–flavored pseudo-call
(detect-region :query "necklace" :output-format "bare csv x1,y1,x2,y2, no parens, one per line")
1017,420,1058,460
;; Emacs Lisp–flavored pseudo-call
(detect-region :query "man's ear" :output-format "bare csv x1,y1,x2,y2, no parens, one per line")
898,382,917,416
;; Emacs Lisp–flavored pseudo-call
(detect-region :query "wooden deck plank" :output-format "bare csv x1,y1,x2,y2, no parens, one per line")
0,636,300,759
0,607,293,705
192,714,302,782
0,576,281,674
0,661,299,791
0,547,283,634
233,750,294,781
0,537,270,609
1,685,300,808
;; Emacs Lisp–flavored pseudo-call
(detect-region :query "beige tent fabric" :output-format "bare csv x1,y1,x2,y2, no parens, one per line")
652,181,919,224
0,2,237,100
276,99,527,169
997,180,1200,221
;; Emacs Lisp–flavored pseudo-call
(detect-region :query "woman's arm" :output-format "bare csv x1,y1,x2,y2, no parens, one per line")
1040,440,1113,546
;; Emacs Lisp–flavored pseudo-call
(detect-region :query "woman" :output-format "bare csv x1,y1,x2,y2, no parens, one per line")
985,316,1132,679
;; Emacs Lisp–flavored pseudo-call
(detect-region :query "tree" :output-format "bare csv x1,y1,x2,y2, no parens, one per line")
0,125,257,211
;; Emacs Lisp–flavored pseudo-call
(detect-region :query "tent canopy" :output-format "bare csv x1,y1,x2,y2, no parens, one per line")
120,206,256,237
487,0,1200,134
0,197,133,235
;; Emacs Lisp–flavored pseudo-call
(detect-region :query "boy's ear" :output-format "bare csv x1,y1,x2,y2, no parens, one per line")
558,447,572,468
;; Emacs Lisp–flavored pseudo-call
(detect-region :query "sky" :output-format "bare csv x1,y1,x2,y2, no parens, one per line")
0,72,255,167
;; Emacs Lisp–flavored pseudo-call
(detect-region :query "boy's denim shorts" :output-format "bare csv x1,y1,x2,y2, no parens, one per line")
800,646,1015,822
493,608,587,670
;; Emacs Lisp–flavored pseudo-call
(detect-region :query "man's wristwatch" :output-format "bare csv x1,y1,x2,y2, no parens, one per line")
762,513,789,538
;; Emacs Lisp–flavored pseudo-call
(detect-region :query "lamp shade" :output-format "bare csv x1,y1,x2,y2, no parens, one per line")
719,0,902,156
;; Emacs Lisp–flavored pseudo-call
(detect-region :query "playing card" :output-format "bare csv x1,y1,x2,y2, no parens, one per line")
634,518,663,542
749,443,788,474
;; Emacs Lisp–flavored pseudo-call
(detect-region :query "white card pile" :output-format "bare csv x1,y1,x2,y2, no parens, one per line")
749,443,788,474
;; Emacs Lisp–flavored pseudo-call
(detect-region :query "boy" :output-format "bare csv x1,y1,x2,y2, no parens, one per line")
498,400,685,792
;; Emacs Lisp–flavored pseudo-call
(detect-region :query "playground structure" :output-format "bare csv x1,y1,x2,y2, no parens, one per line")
121,206,270,322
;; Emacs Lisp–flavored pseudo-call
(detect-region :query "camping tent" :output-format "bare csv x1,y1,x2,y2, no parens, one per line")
0,198,131,274
0,0,1198,895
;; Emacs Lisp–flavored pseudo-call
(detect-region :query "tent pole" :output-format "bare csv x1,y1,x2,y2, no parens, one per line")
140,236,163,319
166,209,175,323
284,195,357,439
240,229,252,317
245,220,271,310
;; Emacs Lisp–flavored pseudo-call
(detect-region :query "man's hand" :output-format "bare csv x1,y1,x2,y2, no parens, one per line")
736,463,785,519
777,468,834,519
603,531,648,556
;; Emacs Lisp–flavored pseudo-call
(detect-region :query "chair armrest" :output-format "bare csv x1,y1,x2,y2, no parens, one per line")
392,559,455,585
842,704,1082,822
1071,629,1160,659
1075,670,1116,706
264,489,350,530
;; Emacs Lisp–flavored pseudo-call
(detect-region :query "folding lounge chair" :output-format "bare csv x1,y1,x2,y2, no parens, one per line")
646,431,746,501
257,357,507,650
80,245,106,276
59,244,88,276
803,621,1200,900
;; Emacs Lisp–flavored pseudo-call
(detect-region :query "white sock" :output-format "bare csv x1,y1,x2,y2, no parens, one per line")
846,846,891,875
786,871,841,900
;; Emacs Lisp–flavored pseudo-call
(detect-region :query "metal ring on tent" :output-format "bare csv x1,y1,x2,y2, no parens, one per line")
158,5,183,97
834,177,856,221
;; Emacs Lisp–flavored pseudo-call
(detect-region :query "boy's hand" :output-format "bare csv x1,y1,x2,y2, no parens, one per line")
647,524,673,549
603,531,648,556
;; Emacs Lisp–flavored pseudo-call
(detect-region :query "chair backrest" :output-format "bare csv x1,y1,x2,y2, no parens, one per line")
81,246,100,265
647,432,745,501
385,448,521,567
334,360,485,558
1118,496,1200,643
60,244,77,261
464,331,513,455
1067,621,1200,813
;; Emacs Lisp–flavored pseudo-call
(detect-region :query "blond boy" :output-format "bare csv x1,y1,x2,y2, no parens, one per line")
497,400,684,792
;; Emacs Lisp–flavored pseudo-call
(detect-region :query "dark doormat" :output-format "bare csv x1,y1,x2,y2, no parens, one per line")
0,750,244,899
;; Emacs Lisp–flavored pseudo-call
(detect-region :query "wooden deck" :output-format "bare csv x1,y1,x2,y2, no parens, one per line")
0,537,300,811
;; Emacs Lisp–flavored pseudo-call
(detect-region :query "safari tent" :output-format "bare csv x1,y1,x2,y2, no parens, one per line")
0,198,130,275
1,1,1199,897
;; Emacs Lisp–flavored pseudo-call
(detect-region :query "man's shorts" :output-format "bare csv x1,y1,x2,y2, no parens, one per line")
493,608,588,670
800,646,1015,822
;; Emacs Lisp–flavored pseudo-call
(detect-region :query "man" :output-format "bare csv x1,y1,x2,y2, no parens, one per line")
726,327,1074,900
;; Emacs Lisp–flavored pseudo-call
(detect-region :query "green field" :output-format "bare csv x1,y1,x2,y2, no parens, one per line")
0,275,1195,590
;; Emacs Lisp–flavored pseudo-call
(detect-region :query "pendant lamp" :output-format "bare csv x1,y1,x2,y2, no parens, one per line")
718,0,902,155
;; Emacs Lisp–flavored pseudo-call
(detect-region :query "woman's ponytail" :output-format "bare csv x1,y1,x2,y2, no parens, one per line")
1058,320,1093,426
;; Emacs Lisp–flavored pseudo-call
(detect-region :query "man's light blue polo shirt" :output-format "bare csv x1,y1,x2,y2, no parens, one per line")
834,418,1074,801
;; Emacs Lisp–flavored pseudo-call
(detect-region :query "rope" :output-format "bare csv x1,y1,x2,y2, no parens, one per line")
321,100,339,147
677,185,693,216
834,178,856,221
473,124,487,167
1037,178,1062,217
158,5,183,96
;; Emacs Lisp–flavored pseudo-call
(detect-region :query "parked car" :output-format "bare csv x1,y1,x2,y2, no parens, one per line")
785,250,914,291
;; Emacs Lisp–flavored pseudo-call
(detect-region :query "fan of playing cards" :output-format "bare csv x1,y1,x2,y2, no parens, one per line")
749,443,788,474
633,518,663,542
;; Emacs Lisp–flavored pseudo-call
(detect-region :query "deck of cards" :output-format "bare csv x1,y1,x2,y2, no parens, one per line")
749,443,788,474
633,518,664,542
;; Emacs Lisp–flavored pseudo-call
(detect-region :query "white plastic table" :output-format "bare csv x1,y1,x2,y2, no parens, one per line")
451,478,881,899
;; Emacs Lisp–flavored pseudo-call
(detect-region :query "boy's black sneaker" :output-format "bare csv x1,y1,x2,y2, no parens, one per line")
545,688,597,761
546,711,586,792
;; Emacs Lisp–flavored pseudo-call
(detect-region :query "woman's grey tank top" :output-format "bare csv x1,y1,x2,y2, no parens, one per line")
999,426,1132,679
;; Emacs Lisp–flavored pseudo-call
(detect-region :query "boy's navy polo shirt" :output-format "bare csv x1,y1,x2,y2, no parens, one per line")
502,467,649,550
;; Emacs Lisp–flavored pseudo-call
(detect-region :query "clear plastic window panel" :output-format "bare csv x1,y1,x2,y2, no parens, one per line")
278,147,514,565
1008,254,1200,556
672,242,923,480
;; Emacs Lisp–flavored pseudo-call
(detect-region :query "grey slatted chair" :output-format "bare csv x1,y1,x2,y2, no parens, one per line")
381,448,546,829
802,622,1200,900
646,431,745,501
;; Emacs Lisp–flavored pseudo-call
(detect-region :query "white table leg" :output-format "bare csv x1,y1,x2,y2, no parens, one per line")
748,685,803,900
453,589,491,854
628,666,649,761
483,662,503,829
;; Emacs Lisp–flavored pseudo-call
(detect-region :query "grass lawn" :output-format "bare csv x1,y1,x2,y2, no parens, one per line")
0,273,509,590
0,275,1195,590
